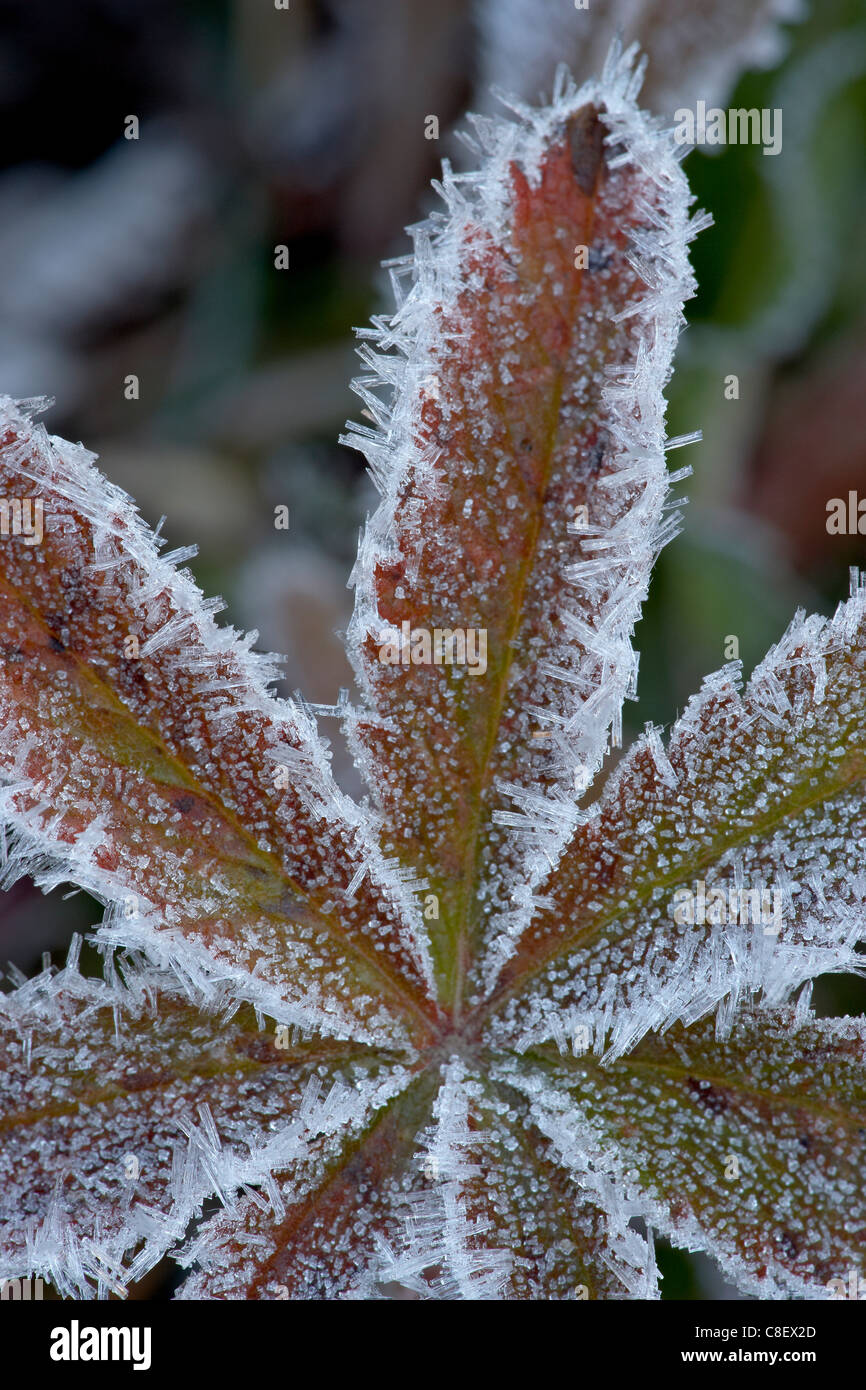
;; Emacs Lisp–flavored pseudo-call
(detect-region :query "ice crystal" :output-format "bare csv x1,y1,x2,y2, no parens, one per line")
0,46,863,1300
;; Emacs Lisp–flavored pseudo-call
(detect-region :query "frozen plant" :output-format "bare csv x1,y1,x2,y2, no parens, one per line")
0,45,863,1300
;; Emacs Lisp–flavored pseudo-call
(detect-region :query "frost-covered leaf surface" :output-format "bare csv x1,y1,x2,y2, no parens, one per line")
344,54,702,1003
503,1005,866,1298
0,395,437,1047
0,950,398,1298
178,1056,656,1300
0,47,864,1302
481,582,866,1052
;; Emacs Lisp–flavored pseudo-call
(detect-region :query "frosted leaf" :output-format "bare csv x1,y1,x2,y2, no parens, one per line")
0,397,435,1045
0,949,394,1298
343,44,702,1003
502,1006,866,1299
357,1056,658,1301
482,586,866,1049
178,1056,655,1301
175,1067,442,1300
